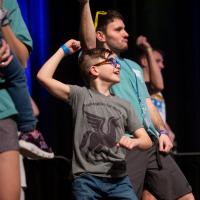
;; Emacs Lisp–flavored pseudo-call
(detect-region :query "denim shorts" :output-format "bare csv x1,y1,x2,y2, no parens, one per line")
72,174,138,200
0,117,18,152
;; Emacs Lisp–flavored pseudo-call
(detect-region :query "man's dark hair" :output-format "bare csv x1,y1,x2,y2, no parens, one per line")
96,10,124,33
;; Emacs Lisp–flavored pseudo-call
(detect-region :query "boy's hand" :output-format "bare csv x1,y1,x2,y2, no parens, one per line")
64,39,81,54
116,136,139,150
0,39,13,67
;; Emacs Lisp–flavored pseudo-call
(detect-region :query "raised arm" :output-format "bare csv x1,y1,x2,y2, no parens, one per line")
79,0,96,49
136,35,164,92
37,39,80,101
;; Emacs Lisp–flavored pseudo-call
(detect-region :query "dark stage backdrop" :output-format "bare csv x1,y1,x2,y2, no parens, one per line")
17,0,200,199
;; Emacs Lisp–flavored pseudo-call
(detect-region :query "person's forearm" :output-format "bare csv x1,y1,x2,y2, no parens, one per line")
37,48,70,101
38,39,80,101
79,0,96,49
37,48,64,84
136,138,152,149
2,25,29,67
134,128,153,149
146,98,166,131
146,47,164,91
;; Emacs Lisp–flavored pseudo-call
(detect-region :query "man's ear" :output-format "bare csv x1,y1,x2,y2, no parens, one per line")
96,31,106,42
140,57,148,68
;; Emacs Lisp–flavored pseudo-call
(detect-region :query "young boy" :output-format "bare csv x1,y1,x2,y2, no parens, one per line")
37,39,152,200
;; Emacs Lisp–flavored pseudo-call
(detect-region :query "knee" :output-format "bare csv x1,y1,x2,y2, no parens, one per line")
178,193,195,200
142,190,157,200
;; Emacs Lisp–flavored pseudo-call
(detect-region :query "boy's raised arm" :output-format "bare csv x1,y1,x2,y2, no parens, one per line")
37,39,80,101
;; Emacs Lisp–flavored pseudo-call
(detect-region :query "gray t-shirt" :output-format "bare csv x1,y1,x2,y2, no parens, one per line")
68,85,143,178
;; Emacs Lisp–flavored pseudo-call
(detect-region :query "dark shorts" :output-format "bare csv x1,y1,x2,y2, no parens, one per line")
0,117,19,153
126,142,192,200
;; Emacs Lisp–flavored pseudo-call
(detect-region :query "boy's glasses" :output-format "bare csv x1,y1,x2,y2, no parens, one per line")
93,57,120,69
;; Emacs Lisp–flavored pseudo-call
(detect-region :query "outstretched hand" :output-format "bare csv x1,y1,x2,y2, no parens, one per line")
0,39,13,68
136,35,151,50
64,39,81,55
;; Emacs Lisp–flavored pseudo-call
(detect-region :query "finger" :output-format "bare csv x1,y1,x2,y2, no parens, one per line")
166,144,173,152
0,40,7,59
159,142,164,152
0,55,13,67
116,143,120,148
1,47,11,60
119,137,133,149
72,41,81,50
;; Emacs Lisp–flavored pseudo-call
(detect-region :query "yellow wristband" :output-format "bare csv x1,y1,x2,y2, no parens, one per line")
146,47,153,52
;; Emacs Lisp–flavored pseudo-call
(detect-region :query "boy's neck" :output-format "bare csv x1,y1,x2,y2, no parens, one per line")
90,81,112,96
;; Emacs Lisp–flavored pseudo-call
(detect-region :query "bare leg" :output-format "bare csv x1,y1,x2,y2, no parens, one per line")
178,193,195,200
0,150,20,200
142,190,157,200
142,190,195,200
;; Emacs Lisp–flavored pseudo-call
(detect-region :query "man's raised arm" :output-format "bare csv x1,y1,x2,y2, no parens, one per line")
79,0,96,50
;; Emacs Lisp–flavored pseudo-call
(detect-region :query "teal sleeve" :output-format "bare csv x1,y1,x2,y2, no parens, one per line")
3,0,33,50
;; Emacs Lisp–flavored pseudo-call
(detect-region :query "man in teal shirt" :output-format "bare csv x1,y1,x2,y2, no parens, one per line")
78,1,194,199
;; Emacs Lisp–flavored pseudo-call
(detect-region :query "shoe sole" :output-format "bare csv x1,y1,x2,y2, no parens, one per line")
19,140,54,159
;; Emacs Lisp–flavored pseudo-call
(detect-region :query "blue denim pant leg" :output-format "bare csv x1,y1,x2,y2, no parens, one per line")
72,174,138,200
0,54,37,132
106,176,138,200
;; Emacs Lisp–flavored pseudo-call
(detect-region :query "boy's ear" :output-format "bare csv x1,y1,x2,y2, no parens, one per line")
89,66,99,76
96,31,106,42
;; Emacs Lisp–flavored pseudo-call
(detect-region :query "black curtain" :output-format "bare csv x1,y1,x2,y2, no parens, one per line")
25,0,200,199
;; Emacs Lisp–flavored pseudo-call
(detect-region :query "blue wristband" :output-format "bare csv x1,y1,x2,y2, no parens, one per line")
60,44,70,55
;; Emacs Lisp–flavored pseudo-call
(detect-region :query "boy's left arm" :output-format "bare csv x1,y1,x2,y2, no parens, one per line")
117,128,152,150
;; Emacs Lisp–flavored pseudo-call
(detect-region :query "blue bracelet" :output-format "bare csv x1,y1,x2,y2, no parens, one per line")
60,44,70,55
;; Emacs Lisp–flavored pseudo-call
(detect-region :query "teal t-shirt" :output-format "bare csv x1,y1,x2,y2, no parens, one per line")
0,0,33,119
3,0,33,49
111,57,158,138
